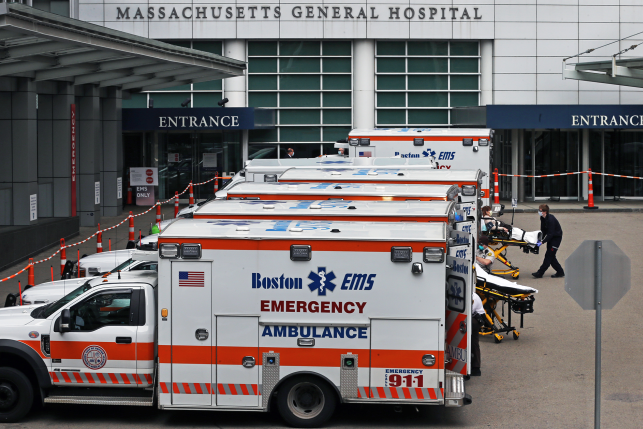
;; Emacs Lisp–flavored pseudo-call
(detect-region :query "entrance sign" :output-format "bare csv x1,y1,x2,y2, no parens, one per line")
565,240,631,429
122,107,275,131
71,104,76,217
29,194,37,221
130,167,158,186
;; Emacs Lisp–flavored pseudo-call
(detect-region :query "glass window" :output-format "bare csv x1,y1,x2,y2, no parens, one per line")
589,130,602,198
249,143,279,159
534,130,579,198
123,93,147,109
193,93,223,107
323,109,351,124
323,92,351,107
193,81,222,91
376,41,480,126
192,41,222,54
249,41,278,56
69,291,132,331
151,93,191,108
323,41,351,56
323,58,351,73
249,58,278,73
280,143,322,158
280,41,320,56
249,92,278,107
280,58,320,73
249,129,278,143
280,110,320,125
281,92,321,107
249,75,278,90
323,127,351,142
280,127,321,142
279,75,320,90
323,75,351,90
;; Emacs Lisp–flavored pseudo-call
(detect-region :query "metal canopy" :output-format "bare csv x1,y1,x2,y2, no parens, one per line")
0,3,245,92
564,57,643,89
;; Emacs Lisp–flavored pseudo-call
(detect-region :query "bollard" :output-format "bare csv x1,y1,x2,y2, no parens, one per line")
77,249,80,278
128,211,135,244
584,168,599,210
18,281,22,306
493,168,500,205
214,172,219,194
174,191,179,218
139,229,142,246
51,265,54,282
96,223,103,253
109,238,112,251
27,259,35,287
60,238,66,277
189,182,194,205
156,201,162,226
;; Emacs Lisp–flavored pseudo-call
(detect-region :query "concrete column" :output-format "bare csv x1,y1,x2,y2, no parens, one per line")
353,40,375,129
37,93,54,218
223,40,247,108
0,78,15,225
52,82,74,218
242,129,249,163
581,128,589,201
518,132,525,202
11,78,38,226
77,85,102,227
101,87,123,216
480,40,493,106
511,129,519,201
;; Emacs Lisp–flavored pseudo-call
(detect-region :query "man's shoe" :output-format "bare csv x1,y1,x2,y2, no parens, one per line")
552,272,565,278
471,368,481,376
532,272,543,279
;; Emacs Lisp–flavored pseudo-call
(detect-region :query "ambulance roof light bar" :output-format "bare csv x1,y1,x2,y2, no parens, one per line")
159,243,180,258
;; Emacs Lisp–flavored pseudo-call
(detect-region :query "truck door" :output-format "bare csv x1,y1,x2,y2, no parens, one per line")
445,255,472,376
48,287,142,386
216,316,259,407
370,319,442,400
171,262,212,406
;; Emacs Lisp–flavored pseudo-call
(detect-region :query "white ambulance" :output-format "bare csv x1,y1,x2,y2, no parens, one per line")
225,182,460,202
0,219,472,426
341,128,493,201
278,167,487,207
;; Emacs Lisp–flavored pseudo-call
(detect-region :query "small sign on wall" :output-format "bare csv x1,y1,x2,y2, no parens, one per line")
30,194,37,221
130,167,158,186
168,153,180,163
202,153,217,169
117,177,122,199
136,186,155,206
95,182,100,205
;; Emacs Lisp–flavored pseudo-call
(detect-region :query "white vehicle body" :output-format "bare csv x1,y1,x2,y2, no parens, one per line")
78,237,159,277
22,259,159,305
225,182,459,202
346,129,492,205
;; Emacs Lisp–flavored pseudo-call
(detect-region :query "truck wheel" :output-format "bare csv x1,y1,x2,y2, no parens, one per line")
277,376,336,428
0,367,34,422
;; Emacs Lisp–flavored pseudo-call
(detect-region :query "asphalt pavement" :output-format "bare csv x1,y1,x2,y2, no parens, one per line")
1,210,642,428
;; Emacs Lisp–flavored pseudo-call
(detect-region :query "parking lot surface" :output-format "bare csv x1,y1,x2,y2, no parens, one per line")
1,211,642,428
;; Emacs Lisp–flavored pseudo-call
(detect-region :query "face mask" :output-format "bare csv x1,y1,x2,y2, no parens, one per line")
478,244,484,250
538,210,543,217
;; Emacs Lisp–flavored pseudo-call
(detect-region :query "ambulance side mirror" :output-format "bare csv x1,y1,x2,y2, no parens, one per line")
60,309,71,332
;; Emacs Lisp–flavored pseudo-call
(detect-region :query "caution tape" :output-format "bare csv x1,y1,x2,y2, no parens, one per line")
592,172,643,180
0,177,231,283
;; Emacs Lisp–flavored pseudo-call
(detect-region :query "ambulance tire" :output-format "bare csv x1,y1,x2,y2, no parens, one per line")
0,367,34,422
277,375,337,428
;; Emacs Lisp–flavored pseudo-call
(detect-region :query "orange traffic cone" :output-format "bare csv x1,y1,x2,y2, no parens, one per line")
27,259,35,287
96,223,103,253
584,169,599,210
493,168,500,205
174,191,179,218
60,239,66,276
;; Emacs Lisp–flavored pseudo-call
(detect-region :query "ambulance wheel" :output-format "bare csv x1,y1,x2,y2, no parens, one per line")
0,367,34,422
277,375,336,428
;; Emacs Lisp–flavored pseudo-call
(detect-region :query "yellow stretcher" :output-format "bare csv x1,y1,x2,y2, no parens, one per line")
483,232,540,280
475,269,536,343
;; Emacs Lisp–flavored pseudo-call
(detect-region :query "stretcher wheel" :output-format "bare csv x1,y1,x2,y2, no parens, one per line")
512,272,520,279
513,331,520,340
494,334,503,343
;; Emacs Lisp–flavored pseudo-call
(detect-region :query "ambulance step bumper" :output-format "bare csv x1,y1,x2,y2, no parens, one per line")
444,370,471,407
44,395,153,406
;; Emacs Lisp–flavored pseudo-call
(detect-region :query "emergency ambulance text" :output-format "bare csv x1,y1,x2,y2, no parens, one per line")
261,325,367,339
260,300,367,313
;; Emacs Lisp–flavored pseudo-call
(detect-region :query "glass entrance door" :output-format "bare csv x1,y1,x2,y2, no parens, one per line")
533,130,580,199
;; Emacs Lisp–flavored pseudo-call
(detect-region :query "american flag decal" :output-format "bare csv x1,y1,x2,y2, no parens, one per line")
178,271,205,287
359,151,372,157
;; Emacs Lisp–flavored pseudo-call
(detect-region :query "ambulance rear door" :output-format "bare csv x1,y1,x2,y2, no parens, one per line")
444,255,472,376
171,261,212,406
369,319,442,401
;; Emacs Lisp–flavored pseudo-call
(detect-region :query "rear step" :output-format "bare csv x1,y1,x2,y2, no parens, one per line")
44,395,153,406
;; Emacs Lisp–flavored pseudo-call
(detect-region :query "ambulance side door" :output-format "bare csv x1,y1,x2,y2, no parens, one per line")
48,286,142,385
444,255,472,376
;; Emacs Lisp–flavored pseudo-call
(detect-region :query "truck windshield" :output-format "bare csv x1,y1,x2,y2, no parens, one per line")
31,282,93,319
111,258,135,272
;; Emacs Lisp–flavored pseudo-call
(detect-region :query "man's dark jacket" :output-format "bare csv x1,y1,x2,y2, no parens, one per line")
540,214,563,247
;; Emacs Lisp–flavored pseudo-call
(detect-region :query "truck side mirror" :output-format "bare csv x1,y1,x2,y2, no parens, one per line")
60,309,71,332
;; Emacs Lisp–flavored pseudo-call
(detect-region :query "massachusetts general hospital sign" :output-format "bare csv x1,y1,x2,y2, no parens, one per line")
80,1,494,39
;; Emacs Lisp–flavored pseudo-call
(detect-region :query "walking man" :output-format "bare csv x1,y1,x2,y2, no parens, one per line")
532,204,565,278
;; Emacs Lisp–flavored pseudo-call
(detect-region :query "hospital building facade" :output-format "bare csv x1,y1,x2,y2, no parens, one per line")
37,0,643,201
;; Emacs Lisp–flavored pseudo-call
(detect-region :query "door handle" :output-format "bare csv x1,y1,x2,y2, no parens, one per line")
195,329,209,341
242,356,256,368
116,337,132,344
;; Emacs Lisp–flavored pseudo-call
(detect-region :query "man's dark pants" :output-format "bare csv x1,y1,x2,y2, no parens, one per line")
471,316,482,369
537,237,564,275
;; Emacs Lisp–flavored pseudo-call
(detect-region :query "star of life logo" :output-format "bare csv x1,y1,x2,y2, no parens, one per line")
307,267,337,296
82,345,107,370
422,149,436,158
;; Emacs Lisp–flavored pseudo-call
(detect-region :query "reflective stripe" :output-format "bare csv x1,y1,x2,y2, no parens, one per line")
216,383,261,395
50,372,144,385
357,386,443,401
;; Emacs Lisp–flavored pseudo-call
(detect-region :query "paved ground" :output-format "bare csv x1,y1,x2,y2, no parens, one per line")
1,208,642,428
